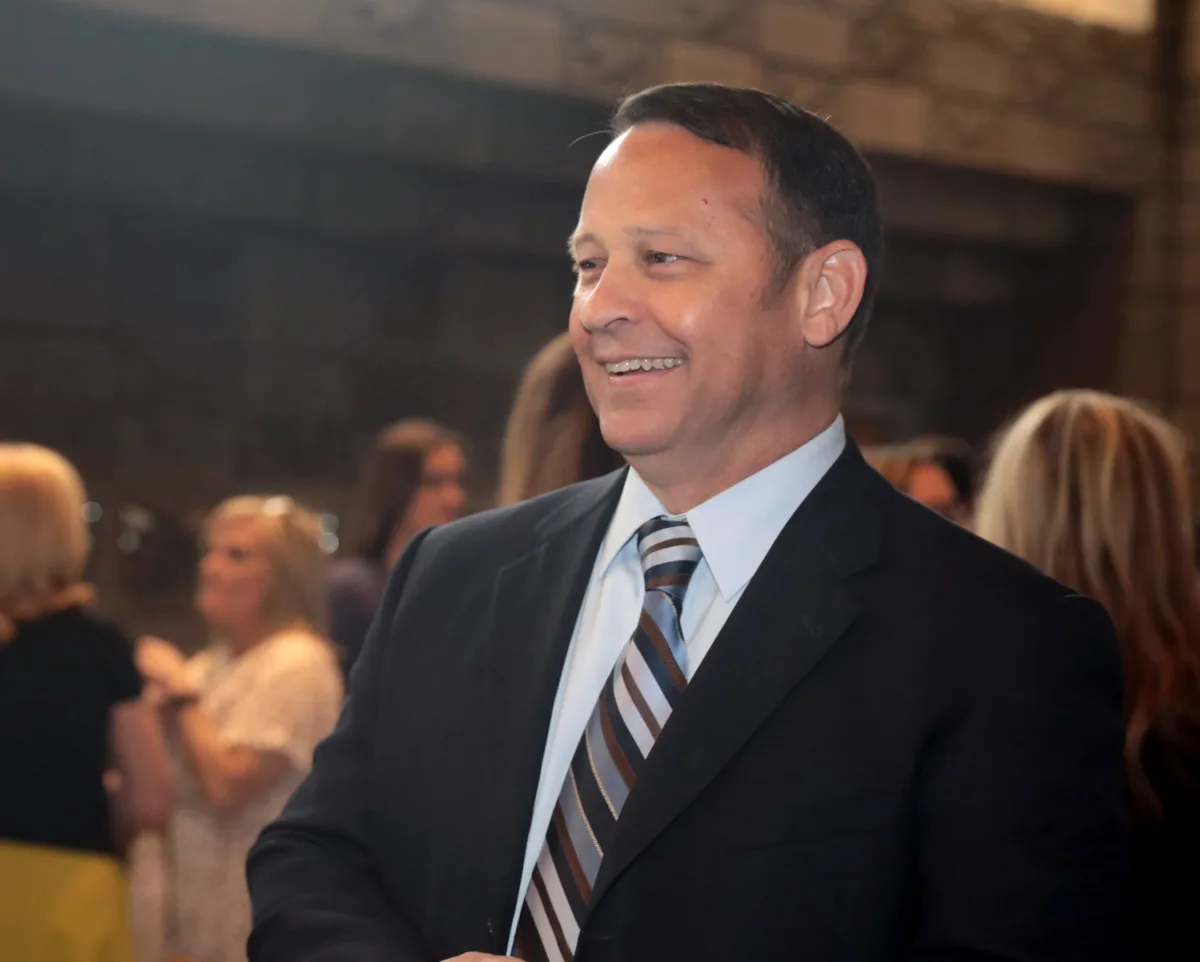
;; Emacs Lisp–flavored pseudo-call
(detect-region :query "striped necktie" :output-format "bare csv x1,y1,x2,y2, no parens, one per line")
514,517,703,962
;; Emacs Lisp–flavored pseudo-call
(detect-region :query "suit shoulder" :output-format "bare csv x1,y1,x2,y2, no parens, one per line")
414,472,622,569
882,493,1119,691
887,490,1072,610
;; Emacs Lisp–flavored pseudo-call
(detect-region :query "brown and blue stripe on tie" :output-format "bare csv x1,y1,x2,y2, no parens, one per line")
514,517,703,962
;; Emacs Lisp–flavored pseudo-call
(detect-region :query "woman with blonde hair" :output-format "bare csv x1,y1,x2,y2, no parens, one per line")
130,495,343,962
0,443,172,962
975,389,1200,960
498,332,624,505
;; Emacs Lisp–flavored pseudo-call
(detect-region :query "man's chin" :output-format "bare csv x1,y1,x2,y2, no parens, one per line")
598,410,680,459
601,434,671,462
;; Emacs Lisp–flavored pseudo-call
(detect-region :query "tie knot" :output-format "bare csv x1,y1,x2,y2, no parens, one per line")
636,517,703,597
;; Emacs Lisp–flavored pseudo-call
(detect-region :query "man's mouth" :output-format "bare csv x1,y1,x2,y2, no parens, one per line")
603,358,685,376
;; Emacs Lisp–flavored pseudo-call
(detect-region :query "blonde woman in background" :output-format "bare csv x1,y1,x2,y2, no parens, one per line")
130,496,343,962
975,390,1200,962
0,444,172,962
498,331,624,505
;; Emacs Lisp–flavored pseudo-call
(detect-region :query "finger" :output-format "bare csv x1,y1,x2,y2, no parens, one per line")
440,955,520,961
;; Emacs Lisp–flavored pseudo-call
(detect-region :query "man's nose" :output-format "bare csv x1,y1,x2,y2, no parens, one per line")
576,263,643,333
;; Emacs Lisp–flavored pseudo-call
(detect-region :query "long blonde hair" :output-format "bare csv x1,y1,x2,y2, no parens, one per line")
498,333,623,505
203,495,330,637
976,390,1200,815
0,444,94,643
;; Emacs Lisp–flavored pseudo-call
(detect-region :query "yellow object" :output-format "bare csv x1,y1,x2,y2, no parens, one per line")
0,840,136,962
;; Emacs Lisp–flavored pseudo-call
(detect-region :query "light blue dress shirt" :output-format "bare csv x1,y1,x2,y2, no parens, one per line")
507,416,847,950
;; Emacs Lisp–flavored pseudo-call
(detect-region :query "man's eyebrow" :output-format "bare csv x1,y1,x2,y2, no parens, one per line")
568,226,693,253
628,226,692,241
566,231,595,256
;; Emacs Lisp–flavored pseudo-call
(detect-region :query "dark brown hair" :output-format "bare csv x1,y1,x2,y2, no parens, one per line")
345,419,460,562
612,83,884,363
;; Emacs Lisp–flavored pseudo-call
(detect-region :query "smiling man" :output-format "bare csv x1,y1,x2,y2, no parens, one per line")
247,84,1127,962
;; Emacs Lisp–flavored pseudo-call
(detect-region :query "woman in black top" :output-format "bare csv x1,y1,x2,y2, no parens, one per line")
976,391,1200,960
0,443,172,962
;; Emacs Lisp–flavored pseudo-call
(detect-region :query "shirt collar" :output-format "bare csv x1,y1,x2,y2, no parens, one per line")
599,416,846,600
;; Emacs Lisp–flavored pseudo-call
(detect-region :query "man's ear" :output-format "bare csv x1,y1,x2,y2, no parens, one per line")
793,240,868,349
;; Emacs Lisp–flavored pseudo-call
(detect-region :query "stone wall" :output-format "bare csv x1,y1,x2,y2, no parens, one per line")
1114,5,1199,453
59,0,1154,189
49,0,1189,428
1169,13,1200,444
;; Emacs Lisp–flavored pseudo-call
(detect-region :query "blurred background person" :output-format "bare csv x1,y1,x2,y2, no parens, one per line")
0,443,172,962
906,435,976,523
330,419,466,676
863,441,971,523
129,495,343,962
975,390,1200,962
497,331,624,505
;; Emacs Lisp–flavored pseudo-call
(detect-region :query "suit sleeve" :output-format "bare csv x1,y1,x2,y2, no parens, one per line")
912,592,1130,962
247,531,433,962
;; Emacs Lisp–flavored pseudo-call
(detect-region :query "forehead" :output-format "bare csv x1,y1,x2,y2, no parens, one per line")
422,442,465,473
208,514,265,546
908,463,957,499
425,441,462,462
579,123,766,230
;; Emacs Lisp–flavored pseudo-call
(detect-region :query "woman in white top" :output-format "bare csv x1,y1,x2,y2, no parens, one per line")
130,495,343,962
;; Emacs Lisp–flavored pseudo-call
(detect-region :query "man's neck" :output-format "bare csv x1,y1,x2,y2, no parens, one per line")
631,407,841,516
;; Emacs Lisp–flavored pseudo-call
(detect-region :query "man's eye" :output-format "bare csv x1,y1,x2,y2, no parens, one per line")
573,258,600,274
647,251,682,265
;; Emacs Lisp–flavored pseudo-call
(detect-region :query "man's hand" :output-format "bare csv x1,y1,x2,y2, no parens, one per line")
136,635,188,688
442,955,520,961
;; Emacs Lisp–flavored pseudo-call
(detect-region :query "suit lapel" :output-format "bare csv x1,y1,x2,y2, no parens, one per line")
483,472,625,947
590,444,890,907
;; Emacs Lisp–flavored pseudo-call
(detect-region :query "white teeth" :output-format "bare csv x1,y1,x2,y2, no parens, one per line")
604,358,684,375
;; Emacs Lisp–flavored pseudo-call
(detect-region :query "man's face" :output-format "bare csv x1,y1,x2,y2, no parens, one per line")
569,123,810,482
